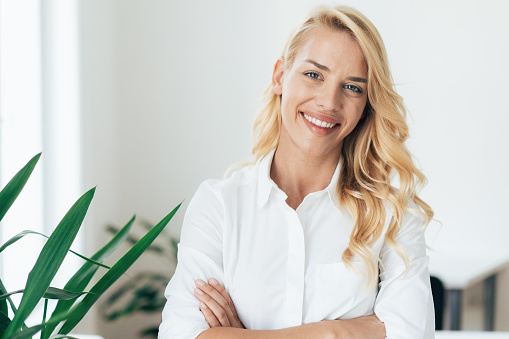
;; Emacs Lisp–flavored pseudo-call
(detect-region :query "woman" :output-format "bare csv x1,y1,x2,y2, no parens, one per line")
159,5,434,339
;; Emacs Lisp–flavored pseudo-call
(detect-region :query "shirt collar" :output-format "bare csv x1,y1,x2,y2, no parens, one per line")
325,156,342,210
256,149,277,210
256,149,342,210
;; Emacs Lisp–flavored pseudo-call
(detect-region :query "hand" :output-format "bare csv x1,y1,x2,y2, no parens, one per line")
194,278,245,329
336,314,386,339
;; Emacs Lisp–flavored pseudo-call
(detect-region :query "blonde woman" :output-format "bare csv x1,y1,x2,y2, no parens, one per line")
159,5,434,339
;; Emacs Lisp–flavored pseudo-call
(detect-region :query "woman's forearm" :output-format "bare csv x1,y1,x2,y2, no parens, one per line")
196,321,335,339
196,315,385,339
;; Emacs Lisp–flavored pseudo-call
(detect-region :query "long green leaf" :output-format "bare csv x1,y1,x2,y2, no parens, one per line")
0,153,41,222
0,289,24,301
42,287,88,300
0,287,87,301
9,324,43,339
8,311,69,339
1,296,9,338
3,187,96,338
0,301,7,339
0,230,38,253
58,203,181,334
0,292,6,317
0,230,110,269
0,308,10,330
41,299,48,338
0,277,18,317
43,215,135,339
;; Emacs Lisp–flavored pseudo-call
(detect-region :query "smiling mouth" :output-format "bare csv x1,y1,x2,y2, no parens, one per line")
301,112,340,129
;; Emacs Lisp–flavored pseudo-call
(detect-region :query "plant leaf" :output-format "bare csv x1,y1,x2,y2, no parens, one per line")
0,308,11,330
8,311,69,339
41,299,49,338
100,271,169,320
9,324,44,339
43,287,88,300
0,287,87,301
140,326,159,338
0,289,24,300
0,230,110,270
3,187,96,338
0,230,37,253
0,153,41,222
0,276,18,316
58,203,181,334
0,288,7,314
170,237,179,258
42,215,135,339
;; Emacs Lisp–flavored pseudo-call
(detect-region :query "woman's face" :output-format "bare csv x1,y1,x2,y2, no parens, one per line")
273,28,368,160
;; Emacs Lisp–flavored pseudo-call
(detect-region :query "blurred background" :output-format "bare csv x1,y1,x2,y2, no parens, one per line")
0,0,508,338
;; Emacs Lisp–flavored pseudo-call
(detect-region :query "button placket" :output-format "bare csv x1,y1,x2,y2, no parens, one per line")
284,205,306,327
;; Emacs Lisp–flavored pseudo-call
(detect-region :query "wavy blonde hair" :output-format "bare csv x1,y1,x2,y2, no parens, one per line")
251,5,433,288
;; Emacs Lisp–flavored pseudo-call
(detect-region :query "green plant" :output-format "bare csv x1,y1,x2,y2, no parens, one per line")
0,153,181,338
100,219,179,338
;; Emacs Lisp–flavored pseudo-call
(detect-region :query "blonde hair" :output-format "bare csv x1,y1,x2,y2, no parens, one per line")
251,5,433,289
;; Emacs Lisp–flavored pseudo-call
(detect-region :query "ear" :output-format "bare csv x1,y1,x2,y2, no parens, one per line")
272,57,285,96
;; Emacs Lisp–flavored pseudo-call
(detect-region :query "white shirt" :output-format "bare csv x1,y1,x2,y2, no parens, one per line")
159,152,435,339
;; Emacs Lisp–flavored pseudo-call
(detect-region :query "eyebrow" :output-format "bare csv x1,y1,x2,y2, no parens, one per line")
303,59,368,83
347,76,367,83
304,59,330,71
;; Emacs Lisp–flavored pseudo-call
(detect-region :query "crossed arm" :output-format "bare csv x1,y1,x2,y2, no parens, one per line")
159,184,433,339
193,278,386,339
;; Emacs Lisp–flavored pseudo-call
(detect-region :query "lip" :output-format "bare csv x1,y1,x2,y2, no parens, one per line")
300,111,341,136
300,110,342,125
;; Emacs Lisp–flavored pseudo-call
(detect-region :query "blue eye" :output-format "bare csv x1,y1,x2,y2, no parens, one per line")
345,84,362,93
305,72,321,80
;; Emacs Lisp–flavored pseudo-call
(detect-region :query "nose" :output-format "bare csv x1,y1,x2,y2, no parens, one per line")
314,84,342,112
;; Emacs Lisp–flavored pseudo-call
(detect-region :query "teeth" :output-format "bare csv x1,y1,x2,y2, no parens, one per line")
302,113,337,129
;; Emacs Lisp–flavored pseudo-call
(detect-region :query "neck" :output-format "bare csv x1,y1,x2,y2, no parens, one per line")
270,145,341,210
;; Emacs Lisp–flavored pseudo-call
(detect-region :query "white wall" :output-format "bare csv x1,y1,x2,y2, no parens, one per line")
79,0,119,334
79,0,509,337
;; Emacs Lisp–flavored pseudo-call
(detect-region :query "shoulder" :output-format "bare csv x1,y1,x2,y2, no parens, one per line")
382,188,427,231
190,163,258,208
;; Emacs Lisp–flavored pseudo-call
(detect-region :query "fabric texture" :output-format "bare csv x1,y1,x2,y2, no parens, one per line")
158,152,435,339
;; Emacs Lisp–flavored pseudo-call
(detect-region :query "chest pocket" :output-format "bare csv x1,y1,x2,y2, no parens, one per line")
315,262,377,320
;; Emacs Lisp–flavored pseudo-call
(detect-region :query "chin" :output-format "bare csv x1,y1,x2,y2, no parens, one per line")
301,145,340,159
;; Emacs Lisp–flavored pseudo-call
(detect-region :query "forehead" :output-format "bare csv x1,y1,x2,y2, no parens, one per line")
292,28,367,74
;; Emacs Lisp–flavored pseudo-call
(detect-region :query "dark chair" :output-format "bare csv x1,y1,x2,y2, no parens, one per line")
430,276,445,330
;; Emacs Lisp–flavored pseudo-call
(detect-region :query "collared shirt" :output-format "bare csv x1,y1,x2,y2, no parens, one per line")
159,152,435,339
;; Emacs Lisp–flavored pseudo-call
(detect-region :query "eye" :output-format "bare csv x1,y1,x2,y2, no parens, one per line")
304,71,321,80
345,84,362,93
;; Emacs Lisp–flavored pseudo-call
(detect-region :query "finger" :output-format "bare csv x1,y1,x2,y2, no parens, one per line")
208,278,243,328
208,279,237,316
194,287,231,327
199,301,220,328
195,280,236,324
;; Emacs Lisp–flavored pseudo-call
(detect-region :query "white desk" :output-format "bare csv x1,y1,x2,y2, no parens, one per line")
436,331,509,338
429,252,509,331
429,253,509,290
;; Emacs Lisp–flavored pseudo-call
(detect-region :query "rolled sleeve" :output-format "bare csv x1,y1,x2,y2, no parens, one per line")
374,204,435,339
158,181,224,339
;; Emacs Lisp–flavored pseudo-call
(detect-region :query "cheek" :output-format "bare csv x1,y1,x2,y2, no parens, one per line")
353,100,368,120
343,102,367,133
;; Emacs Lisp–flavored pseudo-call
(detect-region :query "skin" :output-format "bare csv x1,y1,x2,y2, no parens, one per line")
271,28,368,209
194,29,386,339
